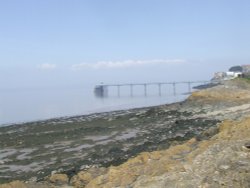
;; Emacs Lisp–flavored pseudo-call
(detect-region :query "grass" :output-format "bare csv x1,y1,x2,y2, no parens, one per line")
242,77,250,82
231,77,250,86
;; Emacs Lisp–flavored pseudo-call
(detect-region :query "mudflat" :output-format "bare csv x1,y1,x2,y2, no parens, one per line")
0,101,219,183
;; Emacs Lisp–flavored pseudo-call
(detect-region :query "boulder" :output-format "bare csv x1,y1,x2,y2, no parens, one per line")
0,181,27,188
49,174,69,186
70,167,107,188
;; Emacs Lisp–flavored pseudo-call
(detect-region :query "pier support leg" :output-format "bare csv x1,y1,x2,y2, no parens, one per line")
144,84,147,96
130,84,133,97
173,82,176,96
158,83,162,96
117,85,120,97
188,82,191,93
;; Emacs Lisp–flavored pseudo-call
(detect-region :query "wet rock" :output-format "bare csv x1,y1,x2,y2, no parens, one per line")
129,117,138,121
27,176,37,182
80,116,250,188
196,126,219,141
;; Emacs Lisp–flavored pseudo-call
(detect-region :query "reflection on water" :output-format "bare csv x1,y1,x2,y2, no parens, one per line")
94,85,108,98
0,84,196,126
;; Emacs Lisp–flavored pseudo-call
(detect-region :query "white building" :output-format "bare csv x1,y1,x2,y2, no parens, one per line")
226,71,243,79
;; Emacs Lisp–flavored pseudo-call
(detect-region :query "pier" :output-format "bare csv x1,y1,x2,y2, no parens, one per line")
94,81,212,97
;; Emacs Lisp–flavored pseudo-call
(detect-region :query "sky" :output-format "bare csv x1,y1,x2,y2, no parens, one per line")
0,0,250,89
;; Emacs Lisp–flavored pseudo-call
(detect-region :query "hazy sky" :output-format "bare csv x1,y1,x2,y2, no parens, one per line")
1,0,250,89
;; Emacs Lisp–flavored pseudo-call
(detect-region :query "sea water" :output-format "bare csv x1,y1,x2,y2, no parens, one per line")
0,83,197,126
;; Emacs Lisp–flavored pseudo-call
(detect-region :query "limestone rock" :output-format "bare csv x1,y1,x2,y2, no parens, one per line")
70,167,107,188
84,116,250,188
49,174,69,186
0,181,27,188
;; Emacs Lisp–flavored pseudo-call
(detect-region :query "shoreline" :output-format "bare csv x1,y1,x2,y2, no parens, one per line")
1,79,250,187
0,95,218,184
0,95,188,128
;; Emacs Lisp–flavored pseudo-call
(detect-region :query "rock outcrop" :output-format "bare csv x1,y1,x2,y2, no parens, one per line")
189,79,250,104
49,174,69,186
81,117,250,188
0,181,27,188
1,116,249,188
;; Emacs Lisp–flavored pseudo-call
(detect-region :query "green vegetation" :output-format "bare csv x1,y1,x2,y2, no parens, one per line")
242,77,250,82
232,77,250,85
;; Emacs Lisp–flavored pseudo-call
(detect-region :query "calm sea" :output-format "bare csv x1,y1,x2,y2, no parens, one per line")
0,83,196,126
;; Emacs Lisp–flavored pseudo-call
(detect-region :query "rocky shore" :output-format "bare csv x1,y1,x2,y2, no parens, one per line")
1,78,250,188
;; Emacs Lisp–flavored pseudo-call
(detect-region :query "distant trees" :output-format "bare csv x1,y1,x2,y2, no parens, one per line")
229,66,243,72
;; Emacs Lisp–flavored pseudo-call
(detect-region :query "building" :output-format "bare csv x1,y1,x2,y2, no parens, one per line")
226,71,243,79
212,72,227,81
212,65,245,81
242,65,250,77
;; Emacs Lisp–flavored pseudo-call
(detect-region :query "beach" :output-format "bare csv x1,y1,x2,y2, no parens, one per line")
0,79,250,187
